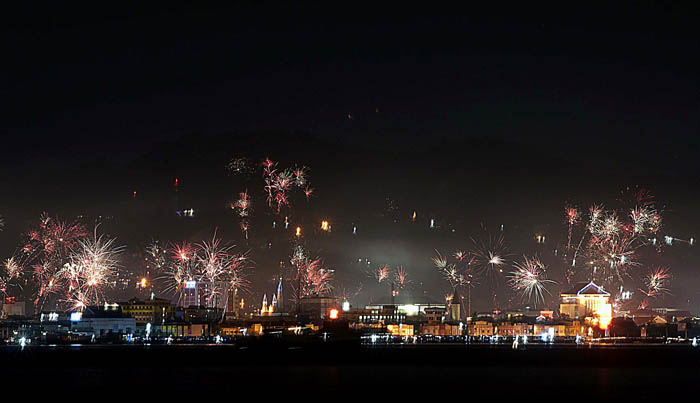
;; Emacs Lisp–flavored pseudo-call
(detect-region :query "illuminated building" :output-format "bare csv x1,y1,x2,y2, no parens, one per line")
365,294,445,317
342,306,406,329
533,321,585,337
180,280,228,309
275,277,283,311
225,287,243,320
420,307,461,336
120,296,176,325
181,280,200,307
260,293,273,315
559,281,612,329
70,304,136,339
161,322,213,338
386,323,414,336
496,322,533,337
468,320,494,337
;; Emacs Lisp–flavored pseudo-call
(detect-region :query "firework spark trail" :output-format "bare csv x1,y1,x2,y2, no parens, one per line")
565,205,580,252
7,214,89,312
3,257,22,280
641,266,671,298
231,190,252,238
158,241,198,303
228,157,313,214
289,246,333,302
338,283,363,302
304,186,314,200
508,255,556,306
374,265,390,284
432,250,475,289
470,232,508,281
393,267,411,289
61,229,124,310
196,231,251,306
231,190,251,218
563,190,664,290
159,234,251,307
145,240,167,273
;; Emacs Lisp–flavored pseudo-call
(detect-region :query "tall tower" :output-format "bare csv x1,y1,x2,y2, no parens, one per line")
275,277,283,311
261,294,268,315
448,289,461,322
173,177,180,215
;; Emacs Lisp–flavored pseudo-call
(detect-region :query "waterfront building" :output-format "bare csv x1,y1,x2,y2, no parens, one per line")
365,293,445,317
421,321,461,336
386,323,414,336
559,281,612,329
70,304,136,339
496,321,533,337
161,322,213,338
120,296,176,325
468,319,494,337
533,321,585,337
342,306,405,331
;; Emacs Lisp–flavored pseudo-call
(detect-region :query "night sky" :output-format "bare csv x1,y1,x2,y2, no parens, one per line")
2,4,700,312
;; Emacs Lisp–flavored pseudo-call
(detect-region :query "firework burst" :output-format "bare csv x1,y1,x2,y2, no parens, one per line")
564,190,663,290
159,234,251,307
432,250,476,290
393,267,411,289
7,214,89,311
508,255,556,306
62,229,124,310
374,265,391,284
289,246,333,302
470,233,508,280
641,266,671,298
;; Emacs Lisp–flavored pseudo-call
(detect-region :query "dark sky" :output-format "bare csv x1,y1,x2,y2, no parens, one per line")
1,3,700,311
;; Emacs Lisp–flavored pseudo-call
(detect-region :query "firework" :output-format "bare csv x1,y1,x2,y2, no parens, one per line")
197,231,251,305
226,157,256,177
231,190,252,218
3,257,22,280
563,190,664,289
145,240,167,272
565,205,580,251
374,265,390,283
9,214,88,311
159,241,197,300
393,267,411,289
289,246,333,301
508,255,556,306
159,234,251,308
230,189,252,238
432,250,476,290
641,266,671,298
229,156,313,218
338,283,363,303
0,257,20,296
470,232,508,279
62,229,124,310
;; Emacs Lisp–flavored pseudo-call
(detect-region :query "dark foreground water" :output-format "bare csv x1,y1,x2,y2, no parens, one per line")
2,342,698,397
